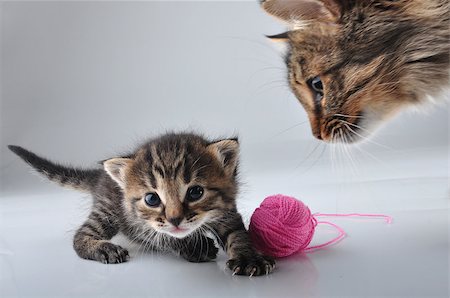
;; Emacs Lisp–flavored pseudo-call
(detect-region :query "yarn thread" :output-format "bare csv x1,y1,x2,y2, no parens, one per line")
249,194,393,258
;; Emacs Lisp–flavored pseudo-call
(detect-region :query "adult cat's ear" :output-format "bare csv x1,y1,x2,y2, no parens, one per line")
261,0,341,24
103,158,133,189
207,139,239,176
266,32,290,54
266,32,289,42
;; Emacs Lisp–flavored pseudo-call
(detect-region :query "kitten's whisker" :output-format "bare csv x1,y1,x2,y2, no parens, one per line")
247,66,289,84
203,223,224,248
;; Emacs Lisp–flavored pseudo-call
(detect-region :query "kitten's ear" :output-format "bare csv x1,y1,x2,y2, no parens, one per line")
207,139,239,176
261,0,341,24
103,158,133,189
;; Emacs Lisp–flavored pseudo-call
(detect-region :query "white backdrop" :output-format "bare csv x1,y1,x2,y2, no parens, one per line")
1,1,448,196
0,2,449,297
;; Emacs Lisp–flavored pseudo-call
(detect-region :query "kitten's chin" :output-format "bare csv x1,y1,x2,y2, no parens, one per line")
160,227,194,239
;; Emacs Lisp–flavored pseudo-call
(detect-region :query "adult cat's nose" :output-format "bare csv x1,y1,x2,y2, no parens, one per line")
168,216,183,227
313,130,323,140
311,124,323,140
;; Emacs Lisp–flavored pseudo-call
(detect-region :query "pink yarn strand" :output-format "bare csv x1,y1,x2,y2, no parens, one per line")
304,213,393,252
313,213,393,224
304,221,346,252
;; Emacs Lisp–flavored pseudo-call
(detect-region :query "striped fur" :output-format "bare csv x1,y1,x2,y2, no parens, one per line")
7,145,100,193
8,133,274,276
261,0,449,143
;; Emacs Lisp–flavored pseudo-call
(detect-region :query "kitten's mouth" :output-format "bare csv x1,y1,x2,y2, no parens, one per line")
170,227,188,233
157,214,210,239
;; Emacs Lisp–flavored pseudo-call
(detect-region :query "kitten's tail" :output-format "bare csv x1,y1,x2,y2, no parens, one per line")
8,145,101,193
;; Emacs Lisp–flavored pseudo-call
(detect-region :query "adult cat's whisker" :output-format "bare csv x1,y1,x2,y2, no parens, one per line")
256,80,290,92
333,113,365,119
339,120,392,149
338,119,367,131
295,143,327,176
341,122,391,150
340,130,359,175
333,130,345,174
247,67,288,86
221,36,289,59
249,66,288,78
294,141,321,170
338,119,382,142
270,120,308,139
329,126,340,144
353,144,394,172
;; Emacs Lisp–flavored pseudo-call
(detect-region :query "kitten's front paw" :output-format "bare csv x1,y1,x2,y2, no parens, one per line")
227,254,275,276
93,242,129,264
180,237,218,263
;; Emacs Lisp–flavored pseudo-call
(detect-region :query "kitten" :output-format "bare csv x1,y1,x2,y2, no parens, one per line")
260,0,449,142
8,133,275,276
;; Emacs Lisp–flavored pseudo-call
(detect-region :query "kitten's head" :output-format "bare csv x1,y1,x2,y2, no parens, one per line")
103,133,239,239
262,0,449,142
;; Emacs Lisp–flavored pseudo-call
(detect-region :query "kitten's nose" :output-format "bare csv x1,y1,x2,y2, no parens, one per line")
168,217,183,227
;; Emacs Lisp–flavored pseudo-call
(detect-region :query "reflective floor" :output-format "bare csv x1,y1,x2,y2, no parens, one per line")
1,145,448,298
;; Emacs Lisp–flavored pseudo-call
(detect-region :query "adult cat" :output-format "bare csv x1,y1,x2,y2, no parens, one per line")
260,0,449,142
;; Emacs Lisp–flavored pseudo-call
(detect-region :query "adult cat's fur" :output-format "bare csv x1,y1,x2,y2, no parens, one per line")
8,133,275,276
261,0,449,142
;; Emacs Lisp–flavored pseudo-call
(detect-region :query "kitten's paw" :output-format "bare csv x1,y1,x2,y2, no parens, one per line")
93,242,129,264
227,254,275,276
180,237,218,263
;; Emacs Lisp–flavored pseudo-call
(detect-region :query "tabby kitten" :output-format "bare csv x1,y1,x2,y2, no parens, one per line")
8,133,275,276
261,0,449,142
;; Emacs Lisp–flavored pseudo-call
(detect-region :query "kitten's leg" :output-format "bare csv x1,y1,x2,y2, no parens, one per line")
177,232,218,263
73,207,129,264
214,211,275,276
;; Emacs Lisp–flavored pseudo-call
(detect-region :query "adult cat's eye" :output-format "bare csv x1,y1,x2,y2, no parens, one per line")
308,76,324,99
187,186,204,202
144,193,161,207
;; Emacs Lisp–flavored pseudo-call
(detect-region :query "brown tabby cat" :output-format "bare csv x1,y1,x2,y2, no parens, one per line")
260,0,449,142
8,133,275,276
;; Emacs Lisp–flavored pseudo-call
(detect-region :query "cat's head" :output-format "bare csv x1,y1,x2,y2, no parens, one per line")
103,133,239,239
261,0,449,142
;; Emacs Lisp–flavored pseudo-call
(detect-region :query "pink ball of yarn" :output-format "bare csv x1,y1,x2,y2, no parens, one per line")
249,194,317,258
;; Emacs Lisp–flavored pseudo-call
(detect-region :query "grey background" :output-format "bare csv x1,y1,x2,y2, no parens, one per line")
1,1,448,196
0,2,448,298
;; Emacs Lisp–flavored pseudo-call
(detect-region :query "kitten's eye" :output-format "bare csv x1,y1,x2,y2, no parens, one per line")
308,76,324,94
144,193,161,207
187,186,204,202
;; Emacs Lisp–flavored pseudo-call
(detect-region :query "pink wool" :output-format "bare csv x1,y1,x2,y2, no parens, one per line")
249,194,392,258
249,194,317,258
